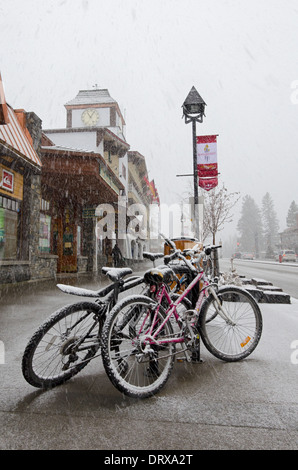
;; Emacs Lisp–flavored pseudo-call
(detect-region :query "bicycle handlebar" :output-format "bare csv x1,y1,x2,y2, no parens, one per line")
165,243,222,273
160,233,177,251
204,244,222,255
164,250,181,264
160,234,222,274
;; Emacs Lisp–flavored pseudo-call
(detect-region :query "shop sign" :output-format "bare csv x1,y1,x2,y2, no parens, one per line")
0,169,14,192
83,207,96,218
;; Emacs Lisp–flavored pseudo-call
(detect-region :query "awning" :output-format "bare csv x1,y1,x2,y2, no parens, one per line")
0,73,41,168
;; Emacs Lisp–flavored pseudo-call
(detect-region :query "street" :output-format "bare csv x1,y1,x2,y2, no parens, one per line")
0,264,298,451
220,257,298,298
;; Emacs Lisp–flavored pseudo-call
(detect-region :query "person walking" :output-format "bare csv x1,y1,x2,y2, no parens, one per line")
112,243,122,267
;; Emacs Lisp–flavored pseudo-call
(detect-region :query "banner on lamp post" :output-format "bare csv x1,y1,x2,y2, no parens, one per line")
197,134,218,189
197,163,218,177
199,177,218,191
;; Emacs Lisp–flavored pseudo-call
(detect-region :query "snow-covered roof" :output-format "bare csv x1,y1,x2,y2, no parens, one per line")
0,73,41,168
65,89,116,107
42,144,95,154
0,105,42,168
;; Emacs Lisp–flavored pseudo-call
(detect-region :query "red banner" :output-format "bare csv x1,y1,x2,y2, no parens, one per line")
199,177,218,191
197,134,218,190
197,163,218,177
144,176,160,205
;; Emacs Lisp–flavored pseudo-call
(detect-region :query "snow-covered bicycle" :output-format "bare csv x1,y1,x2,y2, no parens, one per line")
101,245,263,398
22,267,144,389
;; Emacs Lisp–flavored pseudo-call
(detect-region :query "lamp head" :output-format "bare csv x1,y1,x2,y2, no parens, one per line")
182,86,206,123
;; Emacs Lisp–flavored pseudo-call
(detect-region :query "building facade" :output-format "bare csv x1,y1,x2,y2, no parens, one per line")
0,78,160,285
0,74,54,284
44,87,160,263
40,133,124,273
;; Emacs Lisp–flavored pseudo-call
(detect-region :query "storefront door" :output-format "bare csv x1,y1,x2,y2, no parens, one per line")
55,218,77,273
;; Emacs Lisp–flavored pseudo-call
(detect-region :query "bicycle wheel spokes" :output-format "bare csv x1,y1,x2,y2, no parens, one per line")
102,296,175,398
36,314,95,375
22,302,103,388
200,287,262,361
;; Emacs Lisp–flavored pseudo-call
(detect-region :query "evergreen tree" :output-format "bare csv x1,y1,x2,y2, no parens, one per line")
262,192,279,257
286,200,298,228
237,195,263,255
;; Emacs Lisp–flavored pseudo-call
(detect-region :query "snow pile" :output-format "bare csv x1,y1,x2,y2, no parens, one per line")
218,270,243,287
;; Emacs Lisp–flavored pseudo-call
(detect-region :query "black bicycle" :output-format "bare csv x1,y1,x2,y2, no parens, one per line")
22,267,145,389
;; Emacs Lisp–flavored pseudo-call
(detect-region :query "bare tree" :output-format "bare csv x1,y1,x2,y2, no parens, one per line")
202,184,240,244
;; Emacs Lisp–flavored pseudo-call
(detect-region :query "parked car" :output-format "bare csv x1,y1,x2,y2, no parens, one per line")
242,253,254,260
276,250,297,262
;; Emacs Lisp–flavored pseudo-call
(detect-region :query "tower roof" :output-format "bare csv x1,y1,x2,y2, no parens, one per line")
65,89,116,107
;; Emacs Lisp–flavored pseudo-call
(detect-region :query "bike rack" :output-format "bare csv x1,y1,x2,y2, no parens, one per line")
191,340,204,363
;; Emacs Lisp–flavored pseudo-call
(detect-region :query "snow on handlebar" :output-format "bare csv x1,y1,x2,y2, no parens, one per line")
203,244,222,255
164,249,181,264
159,233,177,251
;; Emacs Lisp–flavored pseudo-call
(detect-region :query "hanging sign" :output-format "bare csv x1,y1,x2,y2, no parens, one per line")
197,135,218,189
0,168,14,192
199,177,218,191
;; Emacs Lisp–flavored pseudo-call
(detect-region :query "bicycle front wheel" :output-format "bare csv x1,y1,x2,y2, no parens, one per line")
199,286,262,362
22,302,104,388
101,295,175,398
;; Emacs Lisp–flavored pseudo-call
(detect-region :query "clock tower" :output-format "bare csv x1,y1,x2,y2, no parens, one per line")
64,88,126,140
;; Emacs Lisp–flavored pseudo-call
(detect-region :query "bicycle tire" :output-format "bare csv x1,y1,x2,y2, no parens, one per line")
22,301,104,388
101,295,175,398
198,286,262,362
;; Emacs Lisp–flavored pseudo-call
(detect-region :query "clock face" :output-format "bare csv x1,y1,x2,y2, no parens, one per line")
81,108,99,126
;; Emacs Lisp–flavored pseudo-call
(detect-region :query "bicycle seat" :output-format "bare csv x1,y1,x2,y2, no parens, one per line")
101,267,132,282
143,252,164,262
143,266,175,285
57,284,100,297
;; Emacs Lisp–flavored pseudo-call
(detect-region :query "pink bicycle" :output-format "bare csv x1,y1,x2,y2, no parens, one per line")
101,245,263,398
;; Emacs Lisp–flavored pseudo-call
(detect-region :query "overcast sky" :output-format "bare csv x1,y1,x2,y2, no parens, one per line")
1,0,298,241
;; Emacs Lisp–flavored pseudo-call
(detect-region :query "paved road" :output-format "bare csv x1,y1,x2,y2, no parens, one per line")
219,258,298,298
0,271,297,451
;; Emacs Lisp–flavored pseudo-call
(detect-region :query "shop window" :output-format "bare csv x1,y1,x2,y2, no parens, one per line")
39,213,51,253
40,198,50,211
0,196,20,260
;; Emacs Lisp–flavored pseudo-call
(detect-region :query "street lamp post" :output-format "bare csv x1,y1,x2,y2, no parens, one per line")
182,86,206,239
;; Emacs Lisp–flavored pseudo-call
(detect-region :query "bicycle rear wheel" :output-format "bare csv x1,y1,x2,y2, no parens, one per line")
199,286,262,362
22,302,104,388
101,295,175,398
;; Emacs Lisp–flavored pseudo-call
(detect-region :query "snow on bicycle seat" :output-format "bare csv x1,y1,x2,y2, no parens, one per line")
57,284,99,297
143,252,164,262
101,267,132,282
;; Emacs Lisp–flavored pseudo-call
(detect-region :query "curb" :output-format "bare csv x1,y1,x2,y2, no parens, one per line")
241,277,291,304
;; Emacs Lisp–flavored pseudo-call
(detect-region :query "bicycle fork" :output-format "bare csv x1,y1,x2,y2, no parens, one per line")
207,286,236,326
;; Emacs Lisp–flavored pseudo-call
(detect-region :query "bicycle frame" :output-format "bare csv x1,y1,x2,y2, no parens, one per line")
144,268,209,347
